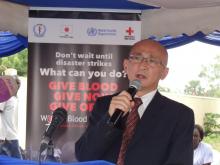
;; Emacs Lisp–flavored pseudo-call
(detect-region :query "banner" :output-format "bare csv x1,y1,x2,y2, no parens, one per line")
27,9,141,162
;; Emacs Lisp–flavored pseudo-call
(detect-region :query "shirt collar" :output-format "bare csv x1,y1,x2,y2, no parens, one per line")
136,89,157,118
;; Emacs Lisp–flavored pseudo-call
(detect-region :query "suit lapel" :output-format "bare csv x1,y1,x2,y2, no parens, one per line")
128,92,164,148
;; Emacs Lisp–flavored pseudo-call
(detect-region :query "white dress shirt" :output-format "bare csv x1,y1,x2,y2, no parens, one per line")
136,89,157,118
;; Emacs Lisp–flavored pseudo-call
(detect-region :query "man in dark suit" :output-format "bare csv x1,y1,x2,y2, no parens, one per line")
75,39,194,165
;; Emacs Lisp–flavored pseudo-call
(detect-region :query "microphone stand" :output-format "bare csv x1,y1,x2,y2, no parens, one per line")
38,138,54,165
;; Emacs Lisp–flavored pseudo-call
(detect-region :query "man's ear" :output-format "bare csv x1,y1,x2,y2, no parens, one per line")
160,67,169,80
123,59,129,72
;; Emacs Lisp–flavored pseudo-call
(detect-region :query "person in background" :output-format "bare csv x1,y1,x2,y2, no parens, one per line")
0,76,23,159
0,76,19,103
193,124,213,165
75,39,195,165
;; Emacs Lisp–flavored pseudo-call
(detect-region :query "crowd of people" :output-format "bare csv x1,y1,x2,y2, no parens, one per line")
0,39,219,165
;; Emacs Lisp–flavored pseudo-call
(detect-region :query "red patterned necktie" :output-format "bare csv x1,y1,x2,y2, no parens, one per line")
117,98,143,165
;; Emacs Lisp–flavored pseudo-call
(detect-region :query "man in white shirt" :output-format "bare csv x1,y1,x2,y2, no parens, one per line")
0,76,22,159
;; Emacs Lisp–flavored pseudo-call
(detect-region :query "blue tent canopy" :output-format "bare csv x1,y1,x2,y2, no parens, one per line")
0,31,27,57
152,31,220,49
8,0,154,10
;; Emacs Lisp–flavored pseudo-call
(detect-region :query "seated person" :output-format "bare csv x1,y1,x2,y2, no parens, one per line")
193,124,213,165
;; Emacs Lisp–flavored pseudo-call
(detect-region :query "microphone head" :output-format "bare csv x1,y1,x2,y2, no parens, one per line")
44,107,67,138
129,79,141,90
52,107,67,124
40,107,67,154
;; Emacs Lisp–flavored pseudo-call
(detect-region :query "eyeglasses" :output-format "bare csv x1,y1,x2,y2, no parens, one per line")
128,54,165,67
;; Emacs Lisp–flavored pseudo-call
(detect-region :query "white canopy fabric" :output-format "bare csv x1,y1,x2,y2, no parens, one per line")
1,1,220,38
141,6,220,38
0,1,28,37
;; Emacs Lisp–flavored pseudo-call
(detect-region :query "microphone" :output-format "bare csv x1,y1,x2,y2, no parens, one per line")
39,107,67,153
108,80,141,126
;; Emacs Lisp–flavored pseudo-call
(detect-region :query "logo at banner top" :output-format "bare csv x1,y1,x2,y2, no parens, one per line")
124,26,135,41
61,25,73,34
87,27,97,36
126,27,134,36
33,24,46,37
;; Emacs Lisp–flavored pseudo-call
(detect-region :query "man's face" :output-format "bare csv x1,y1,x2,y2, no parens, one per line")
193,128,201,149
123,40,169,96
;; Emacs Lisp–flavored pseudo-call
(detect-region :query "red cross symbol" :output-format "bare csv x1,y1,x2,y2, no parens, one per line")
126,27,134,36
64,26,70,32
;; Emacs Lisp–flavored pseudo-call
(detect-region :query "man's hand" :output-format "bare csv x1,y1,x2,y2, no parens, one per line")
108,91,134,117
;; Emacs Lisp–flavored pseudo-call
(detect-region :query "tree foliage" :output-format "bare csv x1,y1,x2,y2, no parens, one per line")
184,80,206,96
204,113,220,136
184,54,220,97
0,49,28,76
158,86,170,92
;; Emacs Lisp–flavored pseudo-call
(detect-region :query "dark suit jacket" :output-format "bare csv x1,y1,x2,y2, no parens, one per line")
75,91,194,165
